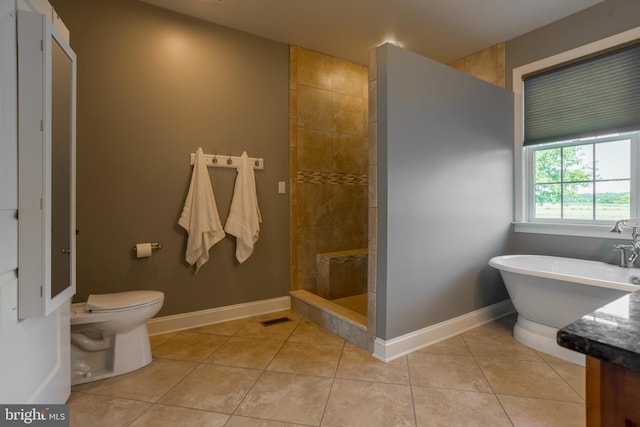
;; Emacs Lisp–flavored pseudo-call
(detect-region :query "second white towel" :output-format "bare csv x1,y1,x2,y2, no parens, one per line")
224,151,262,263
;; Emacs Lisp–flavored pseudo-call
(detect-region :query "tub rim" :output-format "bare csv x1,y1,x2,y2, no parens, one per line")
489,254,639,292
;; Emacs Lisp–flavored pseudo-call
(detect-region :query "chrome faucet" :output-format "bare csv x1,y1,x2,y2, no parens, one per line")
611,219,640,268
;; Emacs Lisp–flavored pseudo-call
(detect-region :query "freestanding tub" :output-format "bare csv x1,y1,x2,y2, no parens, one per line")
489,254,640,365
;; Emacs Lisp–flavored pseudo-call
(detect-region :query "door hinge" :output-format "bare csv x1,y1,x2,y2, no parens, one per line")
40,286,43,297
40,39,43,51
40,120,43,132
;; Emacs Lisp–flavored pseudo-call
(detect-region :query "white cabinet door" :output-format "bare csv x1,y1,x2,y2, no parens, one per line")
17,10,76,319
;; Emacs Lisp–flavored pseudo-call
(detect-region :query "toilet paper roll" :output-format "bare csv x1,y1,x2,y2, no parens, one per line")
136,243,153,258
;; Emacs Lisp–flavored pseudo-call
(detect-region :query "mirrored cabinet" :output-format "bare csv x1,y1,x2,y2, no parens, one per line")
18,10,76,318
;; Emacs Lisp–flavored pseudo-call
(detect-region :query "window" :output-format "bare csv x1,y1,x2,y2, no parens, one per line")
513,27,640,237
526,132,637,222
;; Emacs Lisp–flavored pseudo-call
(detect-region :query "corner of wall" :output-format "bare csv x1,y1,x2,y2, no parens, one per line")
367,46,378,351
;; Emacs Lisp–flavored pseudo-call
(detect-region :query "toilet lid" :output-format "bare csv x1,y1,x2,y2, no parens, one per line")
85,290,164,312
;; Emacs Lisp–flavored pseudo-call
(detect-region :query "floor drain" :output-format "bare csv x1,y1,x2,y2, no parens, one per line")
630,276,640,286
260,317,292,327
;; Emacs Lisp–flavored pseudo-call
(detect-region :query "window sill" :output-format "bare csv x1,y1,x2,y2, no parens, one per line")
513,221,631,239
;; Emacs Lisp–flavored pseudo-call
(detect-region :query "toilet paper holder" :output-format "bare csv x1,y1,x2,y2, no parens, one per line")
132,242,162,253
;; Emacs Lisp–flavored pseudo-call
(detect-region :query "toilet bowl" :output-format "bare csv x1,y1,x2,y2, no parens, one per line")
70,290,164,385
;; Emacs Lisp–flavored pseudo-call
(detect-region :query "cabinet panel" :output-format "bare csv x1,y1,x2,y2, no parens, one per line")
587,356,640,426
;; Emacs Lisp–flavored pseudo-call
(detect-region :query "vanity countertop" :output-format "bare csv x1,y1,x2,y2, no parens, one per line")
557,291,640,372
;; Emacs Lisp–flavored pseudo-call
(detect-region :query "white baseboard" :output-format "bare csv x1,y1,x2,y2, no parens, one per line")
146,296,291,336
373,299,514,362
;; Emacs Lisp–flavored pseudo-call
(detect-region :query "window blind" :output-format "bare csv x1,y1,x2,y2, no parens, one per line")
523,42,640,146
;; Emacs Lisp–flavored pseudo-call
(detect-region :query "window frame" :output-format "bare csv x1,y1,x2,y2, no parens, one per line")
513,26,640,239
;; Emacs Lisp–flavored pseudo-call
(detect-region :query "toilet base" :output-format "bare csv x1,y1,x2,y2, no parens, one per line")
71,323,153,385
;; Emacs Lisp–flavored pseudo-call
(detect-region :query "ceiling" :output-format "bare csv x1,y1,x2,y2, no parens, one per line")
139,0,604,65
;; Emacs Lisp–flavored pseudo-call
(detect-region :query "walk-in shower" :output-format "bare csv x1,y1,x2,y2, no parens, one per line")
289,46,370,347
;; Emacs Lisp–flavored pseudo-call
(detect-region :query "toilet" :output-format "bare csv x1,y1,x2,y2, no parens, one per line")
70,290,164,385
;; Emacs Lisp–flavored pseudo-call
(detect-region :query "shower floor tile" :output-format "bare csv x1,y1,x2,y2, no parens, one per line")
331,293,368,316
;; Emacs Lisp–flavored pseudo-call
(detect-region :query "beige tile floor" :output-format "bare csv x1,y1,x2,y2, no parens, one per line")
68,311,586,427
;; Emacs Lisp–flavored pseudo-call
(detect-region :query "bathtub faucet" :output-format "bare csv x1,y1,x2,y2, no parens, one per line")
611,219,640,267
614,244,638,268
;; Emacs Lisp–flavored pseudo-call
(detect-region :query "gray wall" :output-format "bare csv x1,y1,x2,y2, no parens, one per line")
376,44,513,340
506,0,640,90
50,0,290,317
505,0,639,262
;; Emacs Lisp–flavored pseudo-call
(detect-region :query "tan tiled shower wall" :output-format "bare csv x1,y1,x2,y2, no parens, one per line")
449,42,506,88
289,46,369,295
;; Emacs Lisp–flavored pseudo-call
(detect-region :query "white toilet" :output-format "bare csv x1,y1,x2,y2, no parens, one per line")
70,290,164,385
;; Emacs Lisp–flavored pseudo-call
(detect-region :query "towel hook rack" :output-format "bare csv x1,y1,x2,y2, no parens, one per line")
189,151,264,170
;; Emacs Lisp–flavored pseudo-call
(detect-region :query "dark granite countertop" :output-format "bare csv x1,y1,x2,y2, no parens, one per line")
557,291,640,372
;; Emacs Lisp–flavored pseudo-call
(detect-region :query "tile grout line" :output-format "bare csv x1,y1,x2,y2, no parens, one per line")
461,333,516,427
227,313,291,423
141,315,261,425
524,352,585,404
227,312,307,425
405,353,419,427
317,338,348,427
543,356,586,403
144,331,230,424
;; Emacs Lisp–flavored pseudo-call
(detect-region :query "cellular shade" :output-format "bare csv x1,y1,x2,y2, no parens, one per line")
523,42,640,146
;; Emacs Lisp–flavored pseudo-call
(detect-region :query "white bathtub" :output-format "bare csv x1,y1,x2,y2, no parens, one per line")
489,254,640,365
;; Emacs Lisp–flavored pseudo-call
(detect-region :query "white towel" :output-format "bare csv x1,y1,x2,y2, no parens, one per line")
224,151,262,263
178,147,225,272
